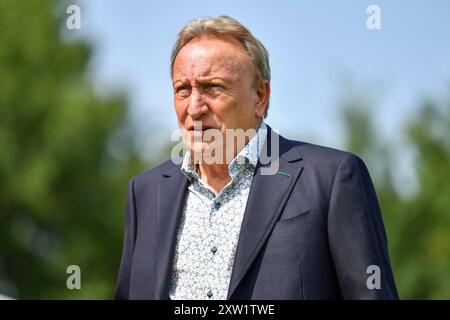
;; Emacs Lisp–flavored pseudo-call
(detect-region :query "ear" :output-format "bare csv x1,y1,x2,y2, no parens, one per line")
255,80,270,118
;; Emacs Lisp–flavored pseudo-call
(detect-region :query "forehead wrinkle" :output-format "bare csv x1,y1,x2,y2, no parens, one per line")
174,38,252,83
179,61,236,84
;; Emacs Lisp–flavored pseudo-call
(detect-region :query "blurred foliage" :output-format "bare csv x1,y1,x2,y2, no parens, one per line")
342,95,450,299
0,0,449,300
0,0,148,298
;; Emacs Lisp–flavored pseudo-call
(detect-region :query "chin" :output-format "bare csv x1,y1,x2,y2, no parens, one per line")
187,140,210,154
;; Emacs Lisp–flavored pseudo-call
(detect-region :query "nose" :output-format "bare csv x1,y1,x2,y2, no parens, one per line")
187,88,208,118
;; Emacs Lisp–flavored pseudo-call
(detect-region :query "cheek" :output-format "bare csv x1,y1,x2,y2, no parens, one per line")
211,94,252,125
233,86,256,110
207,99,232,120
174,99,188,121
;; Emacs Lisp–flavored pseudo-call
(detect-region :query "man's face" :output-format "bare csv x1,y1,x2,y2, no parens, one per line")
172,36,267,157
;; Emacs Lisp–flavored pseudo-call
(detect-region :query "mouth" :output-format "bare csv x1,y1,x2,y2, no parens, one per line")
187,126,214,132
186,126,218,140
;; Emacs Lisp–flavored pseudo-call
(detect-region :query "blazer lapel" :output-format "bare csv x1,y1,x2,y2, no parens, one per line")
227,128,304,299
155,166,188,299
152,128,304,300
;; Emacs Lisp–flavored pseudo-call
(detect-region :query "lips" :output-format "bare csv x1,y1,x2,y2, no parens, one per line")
186,126,218,140
187,126,214,131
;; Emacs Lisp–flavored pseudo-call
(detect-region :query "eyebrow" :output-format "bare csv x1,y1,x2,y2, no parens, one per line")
173,76,228,86
173,78,188,86
195,76,226,82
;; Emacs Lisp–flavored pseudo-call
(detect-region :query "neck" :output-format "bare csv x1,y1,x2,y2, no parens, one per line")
197,162,231,195
194,120,263,194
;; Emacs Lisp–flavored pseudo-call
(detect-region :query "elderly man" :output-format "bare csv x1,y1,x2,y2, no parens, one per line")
115,16,398,300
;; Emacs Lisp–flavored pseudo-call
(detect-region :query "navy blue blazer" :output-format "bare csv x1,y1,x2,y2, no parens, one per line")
115,126,398,300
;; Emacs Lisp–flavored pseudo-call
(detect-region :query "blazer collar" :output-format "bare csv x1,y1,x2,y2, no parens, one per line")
227,126,304,299
154,125,304,299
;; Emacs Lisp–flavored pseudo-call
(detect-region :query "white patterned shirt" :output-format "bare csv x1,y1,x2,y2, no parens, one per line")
169,122,268,300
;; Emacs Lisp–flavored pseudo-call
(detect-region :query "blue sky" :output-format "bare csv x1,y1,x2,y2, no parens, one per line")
76,0,450,158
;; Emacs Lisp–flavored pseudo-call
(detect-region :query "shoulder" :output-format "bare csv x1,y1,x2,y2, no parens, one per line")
130,157,182,190
281,136,368,178
285,136,360,165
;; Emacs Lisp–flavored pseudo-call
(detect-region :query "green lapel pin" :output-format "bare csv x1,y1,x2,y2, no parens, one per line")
277,171,291,177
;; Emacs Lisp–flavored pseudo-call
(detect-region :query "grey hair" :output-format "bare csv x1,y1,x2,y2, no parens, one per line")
170,16,271,117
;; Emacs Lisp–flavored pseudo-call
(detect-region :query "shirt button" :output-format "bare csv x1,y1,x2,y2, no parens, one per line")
214,202,221,210
207,290,213,298
211,246,217,254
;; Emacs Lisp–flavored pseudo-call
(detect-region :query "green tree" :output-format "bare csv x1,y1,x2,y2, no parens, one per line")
0,0,147,298
341,92,450,299
394,99,450,299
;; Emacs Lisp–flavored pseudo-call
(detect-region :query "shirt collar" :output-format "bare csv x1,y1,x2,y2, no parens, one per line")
181,121,268,181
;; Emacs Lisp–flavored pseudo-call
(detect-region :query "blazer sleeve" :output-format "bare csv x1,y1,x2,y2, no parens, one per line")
327,154,399,299
115,178,137,300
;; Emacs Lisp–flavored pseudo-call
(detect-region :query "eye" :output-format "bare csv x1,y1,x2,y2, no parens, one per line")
175,85,191,97
204,83,224,93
